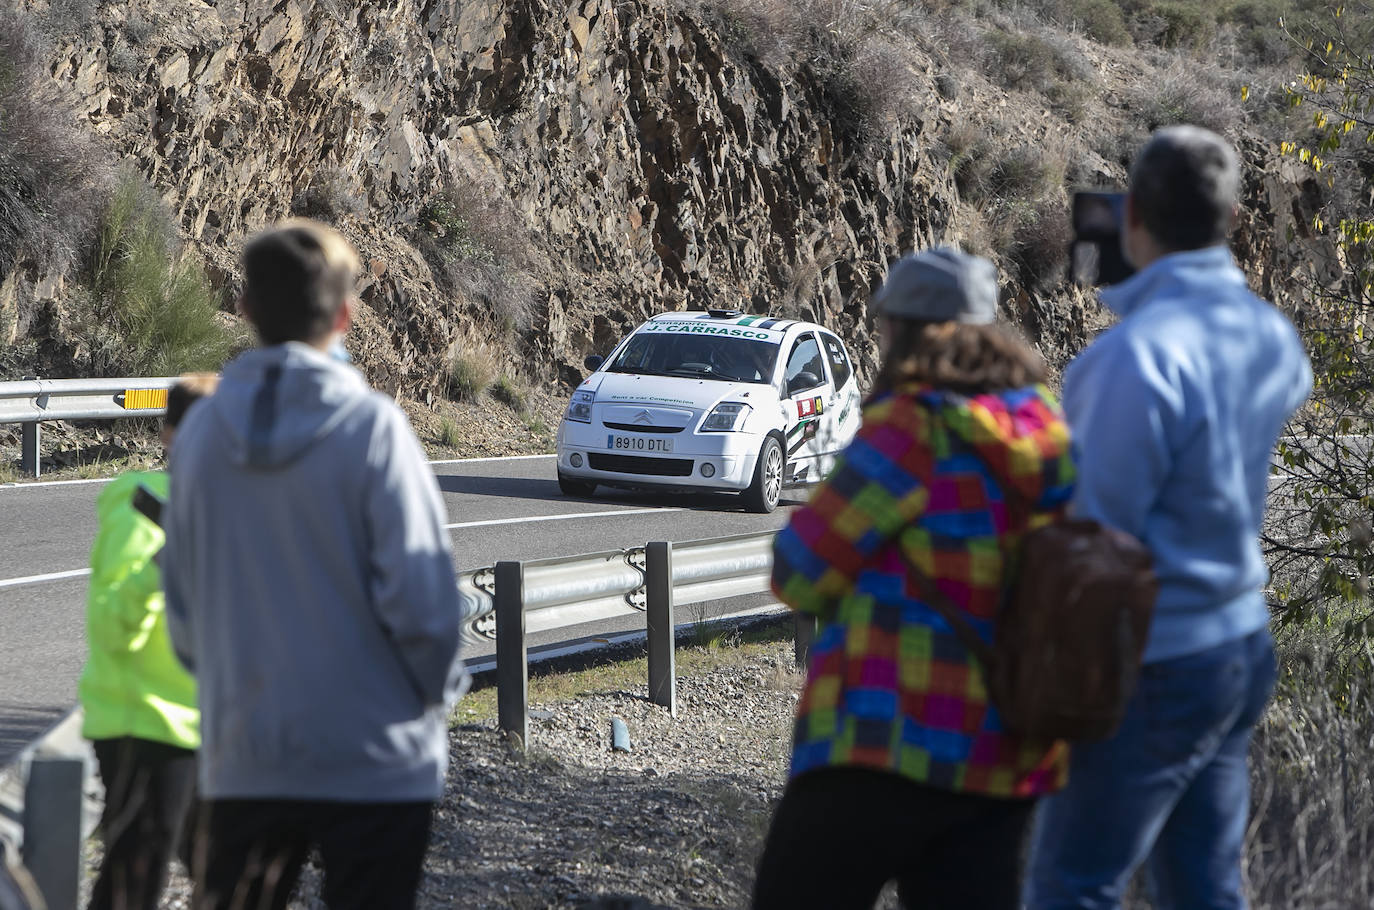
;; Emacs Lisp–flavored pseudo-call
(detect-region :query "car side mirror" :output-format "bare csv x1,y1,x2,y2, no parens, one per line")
787,371,819,396
584,355,604,372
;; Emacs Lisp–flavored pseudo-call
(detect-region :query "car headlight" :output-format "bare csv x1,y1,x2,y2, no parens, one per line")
702,402,751,432
565,390,595,423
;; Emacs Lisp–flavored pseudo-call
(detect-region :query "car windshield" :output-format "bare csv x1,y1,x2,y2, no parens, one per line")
607,331,781,384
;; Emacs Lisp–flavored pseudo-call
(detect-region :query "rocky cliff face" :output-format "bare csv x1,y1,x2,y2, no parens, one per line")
11,0,993,397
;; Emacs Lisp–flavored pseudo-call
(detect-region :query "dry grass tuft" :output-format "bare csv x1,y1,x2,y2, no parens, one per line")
446,333,502,403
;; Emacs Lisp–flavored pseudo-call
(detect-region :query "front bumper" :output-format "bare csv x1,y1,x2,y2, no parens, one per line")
556,420,762,492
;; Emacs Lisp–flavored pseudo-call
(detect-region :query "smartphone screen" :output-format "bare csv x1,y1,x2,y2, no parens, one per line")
1071,191,1135,286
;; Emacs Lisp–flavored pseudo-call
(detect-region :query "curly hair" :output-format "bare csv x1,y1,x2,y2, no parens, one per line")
872,319,1048,396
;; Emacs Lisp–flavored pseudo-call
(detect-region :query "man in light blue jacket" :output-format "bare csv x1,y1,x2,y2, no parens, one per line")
1025,127,1312,908
163,220,465,910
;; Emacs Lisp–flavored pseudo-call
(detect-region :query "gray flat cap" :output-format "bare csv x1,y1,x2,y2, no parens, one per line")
871,247,998,324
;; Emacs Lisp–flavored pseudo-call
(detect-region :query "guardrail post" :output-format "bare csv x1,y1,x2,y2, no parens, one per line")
795,613,816,667
21,756,83,910
21,421,40,477
645,541,676,716
495,561,528,750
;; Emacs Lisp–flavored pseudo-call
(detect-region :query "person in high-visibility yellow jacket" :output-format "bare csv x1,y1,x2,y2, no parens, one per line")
78,374,217,910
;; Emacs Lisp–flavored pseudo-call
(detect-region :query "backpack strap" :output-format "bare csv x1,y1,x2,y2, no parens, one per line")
899,547,999,672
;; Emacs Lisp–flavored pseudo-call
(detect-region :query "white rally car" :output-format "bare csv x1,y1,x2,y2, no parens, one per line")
555,309,863,512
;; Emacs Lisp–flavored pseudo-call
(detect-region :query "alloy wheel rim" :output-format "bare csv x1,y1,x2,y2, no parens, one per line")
764,445,782,505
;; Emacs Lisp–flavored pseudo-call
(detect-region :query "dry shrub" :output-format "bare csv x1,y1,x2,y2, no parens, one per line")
983,28,1083,93
0,9,108,278
418,172,538,332
1005,196,1073,291
695,0,921,142
446,332,500,402
1245,634,1374,908
290,168,365,223
1013,0,1132,45
1127,56,1244,133
949,121,1072,290
954,129,1067,206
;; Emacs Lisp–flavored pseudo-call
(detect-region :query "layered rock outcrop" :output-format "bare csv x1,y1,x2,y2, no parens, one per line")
16,0,977,396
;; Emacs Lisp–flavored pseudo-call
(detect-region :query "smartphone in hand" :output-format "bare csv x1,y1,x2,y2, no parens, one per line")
1070,191,1135,287
132,484,165,527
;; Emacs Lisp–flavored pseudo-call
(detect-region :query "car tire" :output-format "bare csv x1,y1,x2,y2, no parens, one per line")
744,436,784,513
558,472,597,498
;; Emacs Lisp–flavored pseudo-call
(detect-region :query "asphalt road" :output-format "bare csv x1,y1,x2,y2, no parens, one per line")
0,454,796,764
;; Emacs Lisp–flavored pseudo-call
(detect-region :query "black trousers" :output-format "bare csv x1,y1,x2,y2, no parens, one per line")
751,767,1036,910
191,799,433,910
89,737,198,910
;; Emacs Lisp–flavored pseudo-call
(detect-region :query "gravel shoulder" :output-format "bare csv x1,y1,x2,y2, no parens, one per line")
429,629,803,909
110,621,810,910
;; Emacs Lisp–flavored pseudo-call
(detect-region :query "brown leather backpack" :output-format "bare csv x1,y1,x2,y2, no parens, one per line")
906,517,1157,742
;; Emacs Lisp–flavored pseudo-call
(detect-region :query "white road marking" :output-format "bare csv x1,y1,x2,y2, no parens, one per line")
0,568,91,590
0,478,118,490
445,506,682,530
0,452,558,491
428,453,556,466
1,508,687,587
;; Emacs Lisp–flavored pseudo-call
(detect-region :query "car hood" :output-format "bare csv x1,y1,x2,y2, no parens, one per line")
581,371,777,414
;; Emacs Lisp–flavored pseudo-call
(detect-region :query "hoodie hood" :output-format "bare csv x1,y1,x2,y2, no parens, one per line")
912,384,1074,509
209,342,371,470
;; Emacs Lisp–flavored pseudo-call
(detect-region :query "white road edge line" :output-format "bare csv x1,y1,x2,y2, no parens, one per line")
0,507,684,587
445,506,683,530
1,452,559,491
428,453,555,466
0,568,91,590
0,478,116,490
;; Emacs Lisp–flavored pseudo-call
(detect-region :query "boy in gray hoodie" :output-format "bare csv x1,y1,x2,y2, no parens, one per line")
163,220,465,910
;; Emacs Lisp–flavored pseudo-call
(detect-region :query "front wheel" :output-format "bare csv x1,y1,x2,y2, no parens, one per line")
558,472,597,498
743,436,784,513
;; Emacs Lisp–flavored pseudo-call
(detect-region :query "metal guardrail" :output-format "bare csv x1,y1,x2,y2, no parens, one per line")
0,377,178,478
457,531,778,648
480,530,798,746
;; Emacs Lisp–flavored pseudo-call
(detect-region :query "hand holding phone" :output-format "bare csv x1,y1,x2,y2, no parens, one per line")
1070,191,1136,287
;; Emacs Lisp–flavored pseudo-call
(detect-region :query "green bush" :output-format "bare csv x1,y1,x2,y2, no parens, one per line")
1152,0,1216,49
81,175,235,375
1009,0,1132,45
1061,0,1132,44
437,417,461,447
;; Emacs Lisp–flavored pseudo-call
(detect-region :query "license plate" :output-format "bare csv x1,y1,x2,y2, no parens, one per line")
607,434,673,453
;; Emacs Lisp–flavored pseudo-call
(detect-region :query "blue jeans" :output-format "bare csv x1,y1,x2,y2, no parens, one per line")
1024,627,1277,910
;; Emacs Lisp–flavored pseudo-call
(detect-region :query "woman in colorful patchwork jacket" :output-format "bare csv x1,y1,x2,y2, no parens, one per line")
752,248,1076,910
